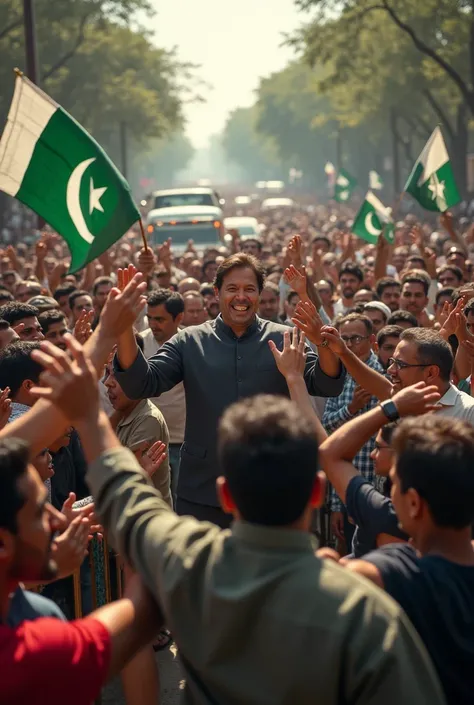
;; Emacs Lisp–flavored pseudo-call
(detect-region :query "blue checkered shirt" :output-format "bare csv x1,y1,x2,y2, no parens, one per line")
322,351,384,512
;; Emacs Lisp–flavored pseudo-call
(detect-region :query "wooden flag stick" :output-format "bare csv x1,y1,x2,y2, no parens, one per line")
138,218,149,252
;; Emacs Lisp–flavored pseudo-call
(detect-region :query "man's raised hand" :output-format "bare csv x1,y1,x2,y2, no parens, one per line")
284,264,308,300
100,266,147,339
391,381,441,417
292,300,323,346
268,327,306,380
30,334,99,423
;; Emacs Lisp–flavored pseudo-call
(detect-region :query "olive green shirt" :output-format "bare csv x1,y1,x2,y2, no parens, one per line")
87,447,445,705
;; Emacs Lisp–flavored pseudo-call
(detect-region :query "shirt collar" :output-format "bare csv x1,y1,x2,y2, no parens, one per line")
214,313,260,340
438,383,459,407
232,520,318,553
117,399,149,428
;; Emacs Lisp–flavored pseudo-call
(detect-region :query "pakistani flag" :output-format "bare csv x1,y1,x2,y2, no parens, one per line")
369,170,383,190
334,169,357,203
352,191,395,244
0,74,140,272
404,126,460,213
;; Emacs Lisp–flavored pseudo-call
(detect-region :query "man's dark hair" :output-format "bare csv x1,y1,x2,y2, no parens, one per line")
387,309,419,327
200,284,214,298
92,276,113,296
336,312,373,335
0,341,42,398
53,284,77,302
147,288,184,318
0,438,30,534
218,395,318,526
339,262,363,283
437,264,463,284
435,287,454,306
286,290,299,305
311,235,330,249
393,416,474,528
69,290,91,311
400,328,453,381
401,269,430,296
38,309,67,335
214,253,266,292
0,288,13,304
0,302,39,327
375,277,401,298
405,255,426,271
377,324,403,348
0,319,9,332
464,296,474,317
380,421,399,445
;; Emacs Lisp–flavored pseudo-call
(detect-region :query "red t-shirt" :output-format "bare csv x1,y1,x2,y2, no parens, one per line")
0,616,111,705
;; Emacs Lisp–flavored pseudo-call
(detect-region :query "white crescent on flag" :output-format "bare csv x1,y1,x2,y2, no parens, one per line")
66,157,96,244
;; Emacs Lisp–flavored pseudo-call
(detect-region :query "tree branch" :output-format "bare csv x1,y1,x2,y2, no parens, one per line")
41,14,89,82
422,88,454,139
0,17,22,41
382,1,474,111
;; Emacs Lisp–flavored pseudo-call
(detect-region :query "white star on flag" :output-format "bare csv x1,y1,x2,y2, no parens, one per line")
427,173,447,211
89,177,107,214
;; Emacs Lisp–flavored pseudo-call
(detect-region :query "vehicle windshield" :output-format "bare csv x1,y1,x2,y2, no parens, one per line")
237,226,257,235
154,193,214,209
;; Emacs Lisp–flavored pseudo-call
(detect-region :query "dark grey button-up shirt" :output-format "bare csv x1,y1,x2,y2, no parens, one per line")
114,314,345,506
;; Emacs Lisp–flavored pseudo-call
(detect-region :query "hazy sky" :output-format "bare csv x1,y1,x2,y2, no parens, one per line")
149,0,302,148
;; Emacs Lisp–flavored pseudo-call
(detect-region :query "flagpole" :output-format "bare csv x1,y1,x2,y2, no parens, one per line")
138,218,149,252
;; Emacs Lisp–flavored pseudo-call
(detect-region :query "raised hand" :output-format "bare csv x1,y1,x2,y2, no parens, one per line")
0,387,11,431
73,309,94,345
138,441,167,478
292,300,323,346
61,492,100,536
52,515,90,577
268,327,306,380
100,269,147,339
157,238,173,269
409,223,424,251
287,234,304,270
137,247,156,276
30,334,99,423
320,326,347,355
284,264,308,299
440,298,465,338
347,385,372,415
391,381,440,416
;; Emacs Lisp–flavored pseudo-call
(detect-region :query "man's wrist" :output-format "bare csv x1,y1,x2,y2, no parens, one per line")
74,407,105,434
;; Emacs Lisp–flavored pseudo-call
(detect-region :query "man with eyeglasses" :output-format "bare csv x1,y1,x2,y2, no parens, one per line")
322,313,384,547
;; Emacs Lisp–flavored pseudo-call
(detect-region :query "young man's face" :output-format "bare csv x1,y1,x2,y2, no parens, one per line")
241,240,261,258
285,293,300,321
400,282,428,316
387,339,431,392
380,285,401,312
339,320,373,361
44,320,68,350
147,303,180,344
217,267,260,329
104,365,132,411
339,274,361,301
370,430,394,477
377,335,400,369
4,466,59,583
0,325,19,351
17,316,44,341
438,269,461,288
72,295,93,323
364,309,386,334
259,288,279,321
93,284,112,312
316,281,332,307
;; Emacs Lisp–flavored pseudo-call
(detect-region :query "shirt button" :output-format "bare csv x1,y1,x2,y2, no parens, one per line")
237,355,242,360
238,378,242,383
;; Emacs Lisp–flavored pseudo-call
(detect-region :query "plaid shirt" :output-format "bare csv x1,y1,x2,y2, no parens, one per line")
322,351,384,512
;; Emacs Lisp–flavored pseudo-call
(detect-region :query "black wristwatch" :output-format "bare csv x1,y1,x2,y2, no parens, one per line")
379,399,400,422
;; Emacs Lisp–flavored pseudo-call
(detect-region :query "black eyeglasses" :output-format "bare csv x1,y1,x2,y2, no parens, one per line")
340,335,369,345
387,357,432,370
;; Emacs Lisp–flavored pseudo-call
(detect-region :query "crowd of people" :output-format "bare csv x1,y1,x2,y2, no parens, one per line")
1,200,474,704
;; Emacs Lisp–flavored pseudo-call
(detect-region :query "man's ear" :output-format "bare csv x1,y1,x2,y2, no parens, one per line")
216,476,236,515
369,334,376,348
214,287,219,300
309,471,326,510
373,340,380,354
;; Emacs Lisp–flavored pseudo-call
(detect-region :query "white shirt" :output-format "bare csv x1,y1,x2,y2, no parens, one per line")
141,328,186,443
436,383,474,425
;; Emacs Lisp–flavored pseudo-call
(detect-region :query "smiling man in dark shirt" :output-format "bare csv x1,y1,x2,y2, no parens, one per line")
114,253,345,526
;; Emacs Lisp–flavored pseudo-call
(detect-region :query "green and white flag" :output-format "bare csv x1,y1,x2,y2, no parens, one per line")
0,73,140,272
352,191,394,244
369,170,383,190
404,126,460,213
334,168,357,203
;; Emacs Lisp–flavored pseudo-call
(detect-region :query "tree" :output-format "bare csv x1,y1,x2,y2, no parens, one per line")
292,0,472,194
129,132,195,192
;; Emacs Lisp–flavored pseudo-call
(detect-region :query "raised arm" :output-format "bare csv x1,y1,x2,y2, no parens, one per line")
293,300,392,400
319,383,440,504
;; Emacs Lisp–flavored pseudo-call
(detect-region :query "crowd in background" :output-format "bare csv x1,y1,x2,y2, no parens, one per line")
2,199,474,705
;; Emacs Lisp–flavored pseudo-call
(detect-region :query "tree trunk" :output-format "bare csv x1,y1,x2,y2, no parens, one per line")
450,103,468,199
